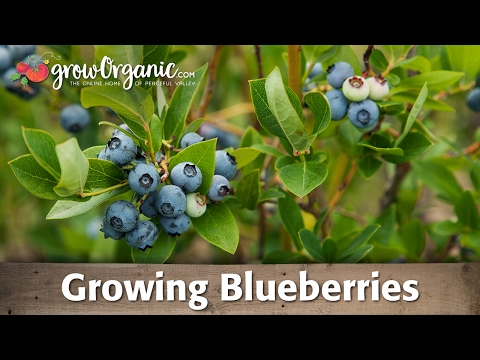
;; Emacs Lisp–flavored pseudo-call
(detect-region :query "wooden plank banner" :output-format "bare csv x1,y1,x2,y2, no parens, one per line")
0,262,479,315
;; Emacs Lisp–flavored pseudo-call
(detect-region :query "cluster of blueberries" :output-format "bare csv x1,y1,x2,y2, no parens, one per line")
305,61,389,129
0,45,41,100
466,75,480,113
99,125,237,251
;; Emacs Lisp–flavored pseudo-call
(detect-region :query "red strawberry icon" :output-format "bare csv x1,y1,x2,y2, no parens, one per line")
26,63,49,83
16,62,31,75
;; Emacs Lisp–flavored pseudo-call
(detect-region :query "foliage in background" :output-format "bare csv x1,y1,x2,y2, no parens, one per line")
2,44,480,264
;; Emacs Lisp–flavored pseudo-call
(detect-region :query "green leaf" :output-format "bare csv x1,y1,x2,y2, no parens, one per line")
83,145,106,159
163,63,208,145
53,138,90,197
383,132,433,164
390,92,455,112
389,71,464,95
381,45,413,64
258,188,285,202
46,186,130,219
275,155,295,170
313,207,329,238
190,202,239,254
148,113,163,154
431,219,463,236
369,205,396,246
369,49,389,72
278,189,304,251
338,224,380,261
412,159,464,203
84,159,126,192
81,85,154,127
249,143,286,158
22,127,61,181
182,118,205,138
322,238,338,263
395,82,428,147
358,155,383,179
454,190,480,231
341,245,374,263
444,45,480,86
262,250,309,264
131,229,176,264
140,45,172,91
302,45,335,64
249,78,288,140
8,154,82,201
235,169,260,210
303,91,331,136
470,159,480,193
401,219,425,261
278,160,328,198
335,120,363,158
357,142,404,156
321,45,363,75
395,55,432,73
299,228,325,262
167,138,216,195
265,67,309,155
230,147,261,169
94,45,143,70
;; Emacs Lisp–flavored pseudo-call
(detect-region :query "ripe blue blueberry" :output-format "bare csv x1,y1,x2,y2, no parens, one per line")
348,99,380,129
466,87,480,112
105,200,139,233
207,174,231,202
100,216,124,240
128,162,160,195
199,123,240,149
59,104,91,134
326,61,354,89
112,123,133,137
7,45,36,61
102,133,138,166
325,89,349,120
342,76,370,102
125,220,159,251
139,190,160,218
180,132,205,148
155,184,187,218
0,47,13,73
214,150,237,180
307,61,323,79
159,213,190,237
170,161,203,193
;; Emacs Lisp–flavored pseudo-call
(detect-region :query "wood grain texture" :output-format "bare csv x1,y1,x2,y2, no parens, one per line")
0,262,479,315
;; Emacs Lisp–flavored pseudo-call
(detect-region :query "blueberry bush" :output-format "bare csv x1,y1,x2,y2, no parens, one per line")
3,44,480,264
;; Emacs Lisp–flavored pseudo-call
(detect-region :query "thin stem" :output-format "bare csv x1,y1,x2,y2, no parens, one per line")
327,160,358,217
196,45,225,120
287,45,303,100
145,122,156,163
80,181,129,198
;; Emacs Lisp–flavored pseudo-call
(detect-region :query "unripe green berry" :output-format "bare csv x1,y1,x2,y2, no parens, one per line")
342,76,370,102
367,76,390,101
185,192,207,218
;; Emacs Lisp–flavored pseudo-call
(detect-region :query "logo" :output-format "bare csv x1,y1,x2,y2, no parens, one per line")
10,52,61,87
